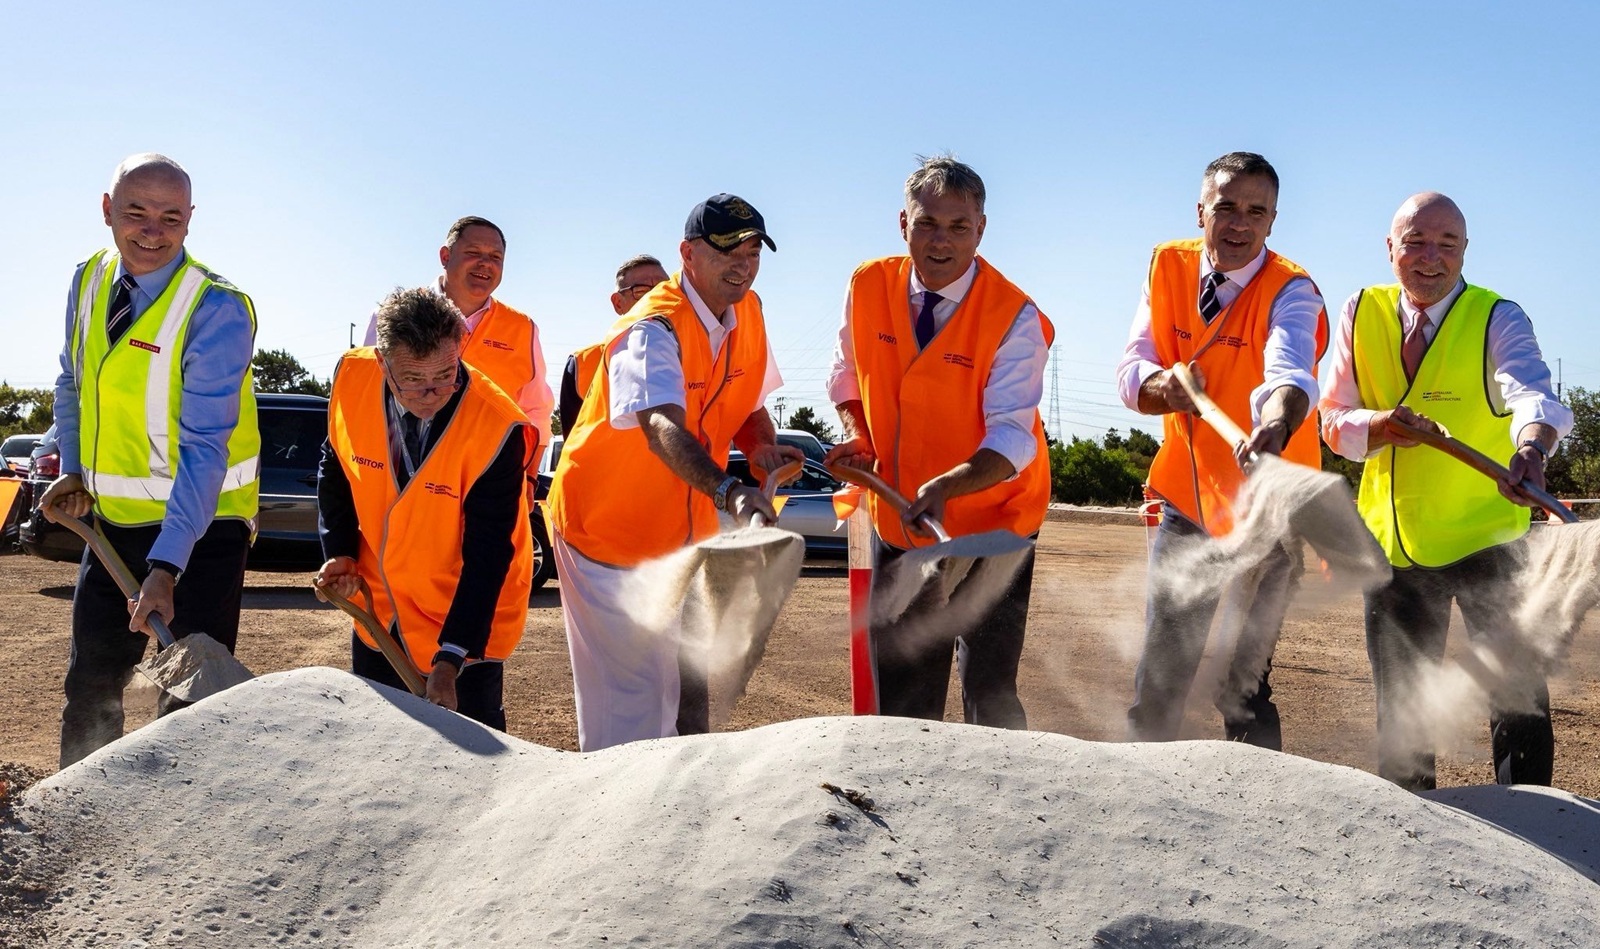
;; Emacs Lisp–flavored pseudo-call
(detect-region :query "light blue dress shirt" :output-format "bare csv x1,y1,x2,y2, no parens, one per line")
53,249,257,570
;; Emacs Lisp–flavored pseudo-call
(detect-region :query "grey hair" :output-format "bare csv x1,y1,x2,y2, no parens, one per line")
1202,152,1279,193
109,153,191,195
614,253,664,288
904,153,986,210
373,287,466,358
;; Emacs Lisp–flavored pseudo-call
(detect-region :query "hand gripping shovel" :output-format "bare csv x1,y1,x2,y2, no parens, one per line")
1389,418,1578,523
824,463,1034,626
316,578,427,696
54,516,253,703
1170,362,1389,586
635,459,808,729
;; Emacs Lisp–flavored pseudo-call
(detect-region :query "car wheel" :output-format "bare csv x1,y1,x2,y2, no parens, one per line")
529,508,556,594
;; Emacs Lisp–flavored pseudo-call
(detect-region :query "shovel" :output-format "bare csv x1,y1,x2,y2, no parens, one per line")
1389,418,1578,523
824,463,1034,625
1170,362,1389,586
637,459,807,729
53,515,253,703
316,578,428,696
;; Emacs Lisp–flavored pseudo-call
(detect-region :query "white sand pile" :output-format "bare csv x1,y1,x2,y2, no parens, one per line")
5,667,1598,948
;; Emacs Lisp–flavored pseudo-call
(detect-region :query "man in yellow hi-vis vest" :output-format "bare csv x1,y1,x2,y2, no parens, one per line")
1321,192,1571,791
40,154,260,768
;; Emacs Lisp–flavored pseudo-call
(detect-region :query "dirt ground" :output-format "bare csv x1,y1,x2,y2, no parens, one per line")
3,517,1599,798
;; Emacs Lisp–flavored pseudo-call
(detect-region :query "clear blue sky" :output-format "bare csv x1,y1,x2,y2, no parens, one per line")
5,1,1597,441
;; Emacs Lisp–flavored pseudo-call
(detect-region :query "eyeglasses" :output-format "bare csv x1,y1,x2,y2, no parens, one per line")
389,379,463,398
618,282,658,298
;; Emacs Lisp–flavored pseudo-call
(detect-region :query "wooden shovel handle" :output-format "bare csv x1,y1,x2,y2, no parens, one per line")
51,515,178,649
1390,419,1578,524
825,463,953,543
749,458,806,528
1171,363,1252,452
317,577,428,696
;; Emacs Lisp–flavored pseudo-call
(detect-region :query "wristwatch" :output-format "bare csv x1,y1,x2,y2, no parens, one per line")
148,559,183,581
1519,439,1550,460
712,475,740,512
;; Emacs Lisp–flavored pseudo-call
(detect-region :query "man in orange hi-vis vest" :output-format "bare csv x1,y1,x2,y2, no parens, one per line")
317,288,536,730
362,216,555,446
824,155,1053,728
547,195,804,752
1115,152,1329,750
557,254,670,435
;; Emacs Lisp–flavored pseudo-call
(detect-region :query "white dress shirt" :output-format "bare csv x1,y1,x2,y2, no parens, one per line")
607,276,783,429
1319,279,1572,459
825,259,1049,473
1115,247,1324,425
361,277,555,443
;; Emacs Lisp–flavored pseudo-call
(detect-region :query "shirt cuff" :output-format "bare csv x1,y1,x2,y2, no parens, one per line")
826,363,861,404
1509,400,1575,444
978,426,1038,480
1249,372,1320,428
146,531,197,573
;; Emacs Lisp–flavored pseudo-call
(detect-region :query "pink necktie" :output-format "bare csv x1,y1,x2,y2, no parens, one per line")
1402,310,1429,382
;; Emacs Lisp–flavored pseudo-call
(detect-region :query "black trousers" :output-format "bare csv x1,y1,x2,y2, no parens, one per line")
1365,541,1553,791
868,534,1036,728
351,633,507,732
60,518,250,768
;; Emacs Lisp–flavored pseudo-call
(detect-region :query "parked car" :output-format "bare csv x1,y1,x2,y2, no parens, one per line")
19,394,328,571
527,434,561,593
776,429,828,465
726,451,847,557
1,433,42,474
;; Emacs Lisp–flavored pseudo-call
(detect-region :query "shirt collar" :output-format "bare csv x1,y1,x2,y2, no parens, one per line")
1202,246,1268,288
1403,279,1467,327
909,259,978,303
436,275,493,326
115,250,187,302
681,273,736,333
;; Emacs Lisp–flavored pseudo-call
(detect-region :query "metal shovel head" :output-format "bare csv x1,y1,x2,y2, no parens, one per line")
136,632,254,704
871,529,1034,626
680,524,806,727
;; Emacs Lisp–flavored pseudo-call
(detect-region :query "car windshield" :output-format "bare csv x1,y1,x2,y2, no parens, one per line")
259,409,326,474
2,435,40,456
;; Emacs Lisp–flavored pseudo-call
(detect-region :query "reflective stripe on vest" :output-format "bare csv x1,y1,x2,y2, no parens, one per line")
847,256,1054,546
1143,239,1328,536
328,349,534,668
71,249,260,526
546,274,769,566
1352,284,1527,567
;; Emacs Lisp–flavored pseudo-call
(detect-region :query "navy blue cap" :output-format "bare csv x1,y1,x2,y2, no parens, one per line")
684,194,776,252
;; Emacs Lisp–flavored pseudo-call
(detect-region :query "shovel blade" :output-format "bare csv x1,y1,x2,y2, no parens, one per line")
871,530,1034,626
1240,455,1390,589
136,632,254,704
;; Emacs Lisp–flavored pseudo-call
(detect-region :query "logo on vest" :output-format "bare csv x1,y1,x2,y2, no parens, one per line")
423,481,459,499
129,339,161,354
1417,390,1462,403
686,381,708,391
877,332,898,345
351,454,386,471
482,339,513,351
1213,335,1248,350
729,368,746,380
942,353,975,369
1174,328,1192,340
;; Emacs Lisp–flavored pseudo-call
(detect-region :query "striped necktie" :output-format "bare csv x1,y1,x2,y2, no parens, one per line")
1198,271,1227,323
106,273,139,343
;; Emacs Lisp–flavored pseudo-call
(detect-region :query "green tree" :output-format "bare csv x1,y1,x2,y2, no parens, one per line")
252,349,330,397
1049,436,1143,506
0,383,54,440
785,404,836,442
1556,386,1600,499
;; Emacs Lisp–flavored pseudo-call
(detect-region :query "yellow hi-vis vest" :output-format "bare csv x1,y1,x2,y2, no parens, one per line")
70,249,260,528
1352,283,1528,568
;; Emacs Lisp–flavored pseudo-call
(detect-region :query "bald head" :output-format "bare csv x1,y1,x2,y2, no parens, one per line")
1387,192,1469,309
102,153,194,276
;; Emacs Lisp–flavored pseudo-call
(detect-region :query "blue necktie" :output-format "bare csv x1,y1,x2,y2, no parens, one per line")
915,291,943,348
106,274,139,343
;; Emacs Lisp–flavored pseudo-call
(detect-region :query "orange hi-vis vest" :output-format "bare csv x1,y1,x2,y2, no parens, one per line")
463,298,538,410
329,348,535,672
571,342,604,406
1145,239,1328,536
848,256,1056,548
547,273,770,567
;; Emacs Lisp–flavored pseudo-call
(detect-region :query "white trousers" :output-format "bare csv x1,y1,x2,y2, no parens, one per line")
552,530,682,751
